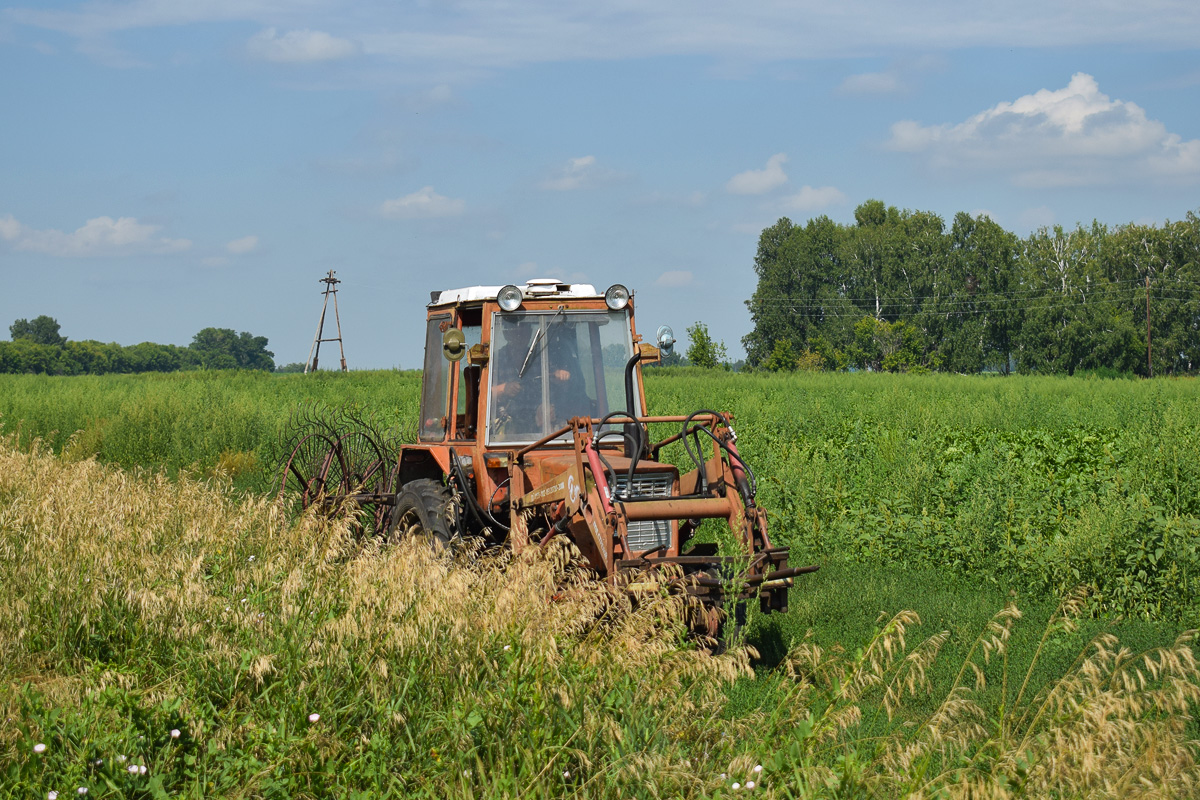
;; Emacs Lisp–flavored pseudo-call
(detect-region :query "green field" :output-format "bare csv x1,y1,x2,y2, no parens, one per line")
2,370,1198,797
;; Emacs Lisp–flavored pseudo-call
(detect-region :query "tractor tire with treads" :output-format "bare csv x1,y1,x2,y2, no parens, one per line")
387,479,459,550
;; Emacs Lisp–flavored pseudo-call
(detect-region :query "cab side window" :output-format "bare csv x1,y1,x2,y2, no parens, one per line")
419,315,452,441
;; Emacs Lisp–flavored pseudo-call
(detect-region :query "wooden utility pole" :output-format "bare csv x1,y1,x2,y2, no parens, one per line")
305,270,348,373
1146,274,1152,378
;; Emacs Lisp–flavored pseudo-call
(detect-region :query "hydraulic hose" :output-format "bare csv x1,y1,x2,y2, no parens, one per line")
449,448,509,533
680,409,758,503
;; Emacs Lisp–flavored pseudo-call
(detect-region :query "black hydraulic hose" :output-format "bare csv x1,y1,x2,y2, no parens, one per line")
447,449,487,532
592,430,628,499
594,411,643,498
680,408,758,501
449,448,509,532
680,409,718,480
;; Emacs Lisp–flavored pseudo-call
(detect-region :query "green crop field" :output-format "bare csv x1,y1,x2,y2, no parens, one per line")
2,370,1198,797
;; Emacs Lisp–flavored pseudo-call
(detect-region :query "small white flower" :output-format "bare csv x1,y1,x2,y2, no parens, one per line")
117,755,126,762
257,612,265,619
225,606,231,612
137,735,144,740
77,789,88,796
127,765,138,774
48,791,58,799
139,765,147,775
503,645,511,651
240,598,247,604
562,770,570,778
170,729,181,739
33,743,47,753
90,758,103,766
248,555,256,562
462,770,470,777
753,764,762,773
308,713,320,723
746,780,756,789
720,773,727,779
732,782,741,790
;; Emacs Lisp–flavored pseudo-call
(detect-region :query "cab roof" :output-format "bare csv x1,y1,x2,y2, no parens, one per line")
429,278,602,307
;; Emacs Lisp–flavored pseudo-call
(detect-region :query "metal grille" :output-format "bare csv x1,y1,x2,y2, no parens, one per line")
613,472,674,553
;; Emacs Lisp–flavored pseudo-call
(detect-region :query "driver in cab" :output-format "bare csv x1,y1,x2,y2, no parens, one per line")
490,318,578,437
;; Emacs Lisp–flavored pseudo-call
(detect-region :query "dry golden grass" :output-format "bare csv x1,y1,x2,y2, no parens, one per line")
1,436,1198,798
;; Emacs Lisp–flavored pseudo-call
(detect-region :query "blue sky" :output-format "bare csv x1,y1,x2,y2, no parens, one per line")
2,1,1198,368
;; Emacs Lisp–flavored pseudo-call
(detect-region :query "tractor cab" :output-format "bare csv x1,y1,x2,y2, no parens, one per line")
418,279,651,447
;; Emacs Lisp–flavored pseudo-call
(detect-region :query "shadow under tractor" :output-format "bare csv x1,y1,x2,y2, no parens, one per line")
278,279,815,638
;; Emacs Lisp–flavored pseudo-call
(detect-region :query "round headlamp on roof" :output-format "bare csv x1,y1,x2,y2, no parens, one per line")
604,283,630,310
497,284,524,312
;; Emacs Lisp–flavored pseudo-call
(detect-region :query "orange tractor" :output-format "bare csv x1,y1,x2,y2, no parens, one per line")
279,279,813,634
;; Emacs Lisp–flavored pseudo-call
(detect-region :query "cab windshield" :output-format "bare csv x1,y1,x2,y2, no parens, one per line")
487,309,638,444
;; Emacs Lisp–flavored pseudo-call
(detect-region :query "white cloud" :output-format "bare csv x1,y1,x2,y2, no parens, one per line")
838,71,901,95
380,186,466,219
655,270,693,288
8,3,1200,72
0,213,191,257
540,156,620,191
226,235,258,254
247,28,359,64
837,55,943,96
726,153,788,195
427,84,454,104
887,72,1200,186
0,215,21,241
781,185,846,211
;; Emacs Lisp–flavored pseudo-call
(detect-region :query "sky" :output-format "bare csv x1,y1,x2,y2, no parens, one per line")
2,1,1199,369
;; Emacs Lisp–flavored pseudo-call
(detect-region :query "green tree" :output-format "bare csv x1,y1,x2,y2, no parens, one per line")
742,215,848,368
685,322,728,370
761,338,798,372
10,315,65,346
189,328,275,371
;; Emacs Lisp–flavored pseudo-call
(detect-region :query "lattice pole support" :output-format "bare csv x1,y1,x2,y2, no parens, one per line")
305,270,348,373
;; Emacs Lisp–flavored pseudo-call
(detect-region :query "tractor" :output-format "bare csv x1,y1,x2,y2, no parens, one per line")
278,279,814,636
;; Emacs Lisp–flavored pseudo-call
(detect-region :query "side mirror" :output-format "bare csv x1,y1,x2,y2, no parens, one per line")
442,328,466,361
656,325,676,356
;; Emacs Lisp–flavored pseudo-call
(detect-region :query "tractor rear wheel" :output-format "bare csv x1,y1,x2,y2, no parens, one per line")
387,479,459,551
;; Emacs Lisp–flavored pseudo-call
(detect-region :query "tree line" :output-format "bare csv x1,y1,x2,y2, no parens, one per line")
0,315,276,375
743,201,1200,376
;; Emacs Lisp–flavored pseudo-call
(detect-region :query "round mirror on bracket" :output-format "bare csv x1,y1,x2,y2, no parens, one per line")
442,328,467,361
656,325,676,355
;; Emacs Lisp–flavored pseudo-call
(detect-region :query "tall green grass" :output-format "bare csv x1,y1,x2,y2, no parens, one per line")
3,369,1199,621
648,371,1200,622
0,370,420,492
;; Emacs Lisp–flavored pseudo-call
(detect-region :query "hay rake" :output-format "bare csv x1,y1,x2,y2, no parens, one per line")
277,403,403,535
